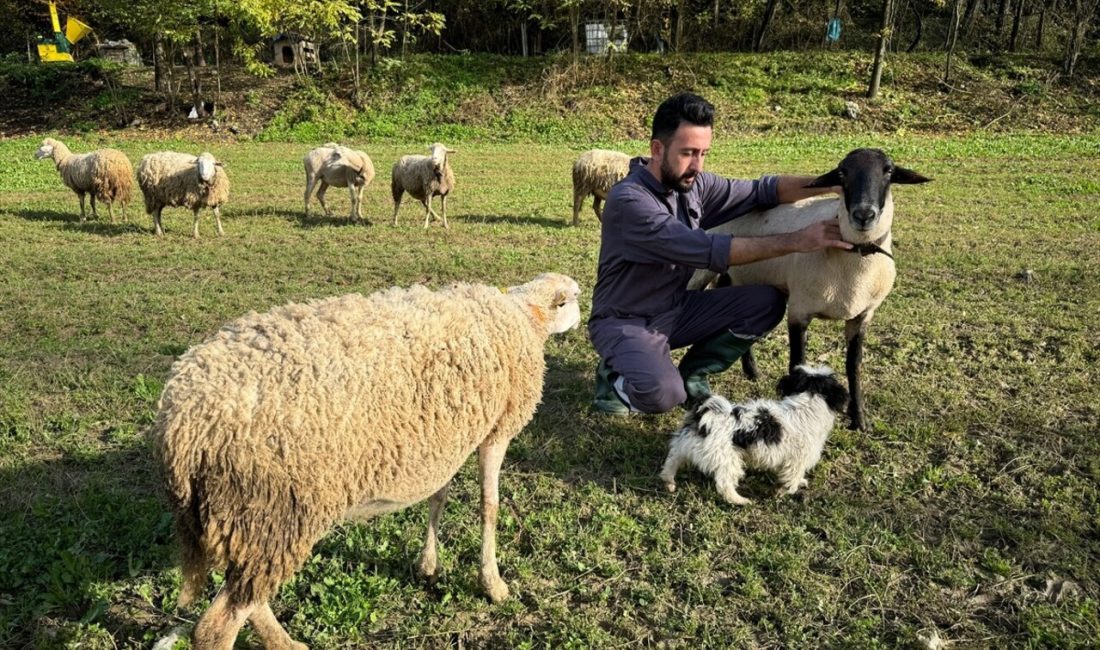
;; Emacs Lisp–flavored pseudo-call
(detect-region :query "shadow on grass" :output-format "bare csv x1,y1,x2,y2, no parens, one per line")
0,441,177,648
15,209,151,237
460,213,573,229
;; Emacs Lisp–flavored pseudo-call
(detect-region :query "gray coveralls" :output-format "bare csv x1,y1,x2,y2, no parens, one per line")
587,157,787,413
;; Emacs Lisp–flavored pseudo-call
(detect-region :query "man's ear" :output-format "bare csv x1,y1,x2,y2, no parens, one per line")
649,138,663,159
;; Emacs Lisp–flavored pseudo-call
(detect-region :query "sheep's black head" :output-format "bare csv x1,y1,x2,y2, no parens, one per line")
805,148,931,233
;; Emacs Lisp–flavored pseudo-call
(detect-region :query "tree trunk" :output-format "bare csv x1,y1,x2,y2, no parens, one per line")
521,20,528,56
571,4,580,62
944,0,963,83
676,0,687,51
1063,0,1099,75
962,0,980,35
183,49,205,118
1009,0,1024,50
154,33,166,93
1036,4,1046,48
906,0,923,51
194,27,206,67
756,0,779,51
868,0,897,99
995,0,1009,47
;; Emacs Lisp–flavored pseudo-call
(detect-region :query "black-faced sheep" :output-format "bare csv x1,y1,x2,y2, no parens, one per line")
34,137,134,223
137,151,230,238
688,148,931,431
391,142,455,228
303,143,376,223
153,273,582,649
571,149,630,226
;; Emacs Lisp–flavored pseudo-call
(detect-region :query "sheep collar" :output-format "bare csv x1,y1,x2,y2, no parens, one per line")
847,233,894,260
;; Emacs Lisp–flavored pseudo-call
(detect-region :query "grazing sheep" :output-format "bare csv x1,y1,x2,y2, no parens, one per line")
571,149,630,226
153,273,582,649
391,142,455,228
687,148,930,431
137,151,230,238
34,137,133,223
303,143,376,223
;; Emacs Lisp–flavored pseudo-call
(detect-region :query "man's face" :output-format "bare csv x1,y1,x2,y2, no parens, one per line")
654,123,712,192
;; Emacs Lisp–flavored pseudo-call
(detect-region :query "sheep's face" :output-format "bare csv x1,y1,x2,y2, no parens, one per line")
197,153,219,183
427,143,454,180
509,273,581,335
34,140,55,160
806,148,931,236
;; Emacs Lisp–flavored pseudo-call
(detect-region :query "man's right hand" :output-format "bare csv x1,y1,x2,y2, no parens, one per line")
791,218,853,253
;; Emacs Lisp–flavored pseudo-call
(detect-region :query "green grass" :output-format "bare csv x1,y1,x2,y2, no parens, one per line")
0,132,1098,648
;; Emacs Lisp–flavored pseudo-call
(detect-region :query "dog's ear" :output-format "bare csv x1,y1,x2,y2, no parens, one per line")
731,406,745,420
776,368,807,397
822,377,850,413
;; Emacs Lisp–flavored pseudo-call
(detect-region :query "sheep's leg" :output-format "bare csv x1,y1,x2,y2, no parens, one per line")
78,192,87,222
316,181,331,217
787,319,810,371
303,174,315,218
90,194,98,220
192,587,255,650
477,437,511,603
845,315,869,432
213,206,224,236
440,194,449,229
347,184,359,222
153,207,164,236
391,188,403,226
572,190,584,226
422,197,434,228
106,201,116,224
416,483,450,584
248,602,307,650
191,208,201,238
741,349,759,381
592,196,603,222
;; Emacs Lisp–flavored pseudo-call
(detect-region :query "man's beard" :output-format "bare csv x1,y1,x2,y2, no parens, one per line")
660,155,696,192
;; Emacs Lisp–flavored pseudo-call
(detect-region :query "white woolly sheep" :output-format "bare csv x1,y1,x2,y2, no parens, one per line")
391,142,455,228
303,143,376,223
137,151,230,238
34,137,134,223
688,148,930,431
153,272,581,649
571,149,630,226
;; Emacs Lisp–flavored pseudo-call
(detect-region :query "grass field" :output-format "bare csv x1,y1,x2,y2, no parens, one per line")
0,133,1097,649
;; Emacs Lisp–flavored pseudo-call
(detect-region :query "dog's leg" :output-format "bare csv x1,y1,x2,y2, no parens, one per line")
714,457,750,505
659,447,685,493
416,482,450,584
477,437,511,603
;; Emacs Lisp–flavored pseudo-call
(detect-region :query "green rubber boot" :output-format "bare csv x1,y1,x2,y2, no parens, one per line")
678,331,755,405
592,359,631,416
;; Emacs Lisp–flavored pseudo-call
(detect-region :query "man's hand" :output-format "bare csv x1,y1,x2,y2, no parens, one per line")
728,218,852,266
791,218,853,253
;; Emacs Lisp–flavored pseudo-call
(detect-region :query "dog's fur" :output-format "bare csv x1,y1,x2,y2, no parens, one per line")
660,365,849,505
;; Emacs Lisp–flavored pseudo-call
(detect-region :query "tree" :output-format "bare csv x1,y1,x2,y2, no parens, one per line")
868,0,899,99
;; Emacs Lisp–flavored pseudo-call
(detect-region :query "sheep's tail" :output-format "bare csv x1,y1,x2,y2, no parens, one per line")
175,479,210,609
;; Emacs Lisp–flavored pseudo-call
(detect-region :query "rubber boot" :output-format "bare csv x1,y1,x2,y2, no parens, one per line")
592,359,631,416
678,331,755,405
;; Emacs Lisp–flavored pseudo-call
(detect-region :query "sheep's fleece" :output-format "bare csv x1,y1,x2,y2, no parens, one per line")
153,273,581,649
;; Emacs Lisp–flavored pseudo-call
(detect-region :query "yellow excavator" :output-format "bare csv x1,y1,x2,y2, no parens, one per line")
37,1,92,63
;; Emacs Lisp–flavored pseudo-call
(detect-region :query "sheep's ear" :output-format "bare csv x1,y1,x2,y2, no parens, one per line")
891,166,932,184
214,162,224,168
446,148,456,154
804,168,842,188
551,288,573,309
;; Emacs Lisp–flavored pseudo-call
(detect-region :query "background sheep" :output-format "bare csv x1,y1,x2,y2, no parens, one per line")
391,142,455,228
303,143,376,223
153,272,581,649
137,151,230,238
688,149,930,431
571,149,630,226
34,137,133,223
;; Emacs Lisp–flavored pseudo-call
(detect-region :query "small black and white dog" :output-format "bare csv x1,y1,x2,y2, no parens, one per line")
660,365,850,505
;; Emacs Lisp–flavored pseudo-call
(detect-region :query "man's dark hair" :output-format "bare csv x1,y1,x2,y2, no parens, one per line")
651,93,715,142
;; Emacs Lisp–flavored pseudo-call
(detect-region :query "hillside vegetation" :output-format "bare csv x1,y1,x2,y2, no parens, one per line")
2,51,1097,140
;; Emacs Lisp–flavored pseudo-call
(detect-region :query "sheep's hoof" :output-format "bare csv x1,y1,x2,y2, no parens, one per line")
483,577,510,604
415,557,440,585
